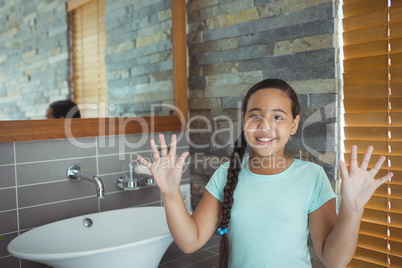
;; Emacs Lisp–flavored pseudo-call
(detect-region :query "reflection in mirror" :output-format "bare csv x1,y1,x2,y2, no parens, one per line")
0,0,174,120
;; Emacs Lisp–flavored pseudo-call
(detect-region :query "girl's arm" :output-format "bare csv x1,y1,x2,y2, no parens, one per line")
309,145,393,268
138,134,221,254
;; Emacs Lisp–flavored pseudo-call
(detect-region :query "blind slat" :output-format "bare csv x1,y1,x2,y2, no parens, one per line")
343,10,387,32
354,247,388,266
343,140,402,156
344,112,402,127
344,153,402,171
362,208,402,228
343,55,388,72
343,40,388,59
374,184,402,201
357,234,402,256
343,25,388,46
391,37,402,54
391,68,402,83
342,53,402,71
343,40,390,59
390,7,402,23
343,97,402,112
343,0,388,18
343,82,402,97
343,69,388,85
347,258,386,268
344,127,402,141
391,22,402,38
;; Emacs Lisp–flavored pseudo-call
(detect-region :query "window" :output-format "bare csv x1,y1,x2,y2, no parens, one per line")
342,0,402,267
68,0,107,118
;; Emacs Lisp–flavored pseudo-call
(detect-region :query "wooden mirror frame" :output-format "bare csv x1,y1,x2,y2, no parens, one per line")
0,0,188,143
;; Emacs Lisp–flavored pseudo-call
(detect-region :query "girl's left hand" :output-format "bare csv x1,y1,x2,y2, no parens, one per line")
338,145,393,211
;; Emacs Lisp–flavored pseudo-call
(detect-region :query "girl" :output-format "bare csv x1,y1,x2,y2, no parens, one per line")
137,79,393,268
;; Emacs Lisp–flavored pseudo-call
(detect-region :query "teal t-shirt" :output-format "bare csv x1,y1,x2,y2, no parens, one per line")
205,156,336,268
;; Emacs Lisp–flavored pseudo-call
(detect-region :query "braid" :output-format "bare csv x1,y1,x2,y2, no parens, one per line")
219,130,247,268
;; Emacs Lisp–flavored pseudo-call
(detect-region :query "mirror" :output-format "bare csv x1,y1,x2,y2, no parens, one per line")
0,0,180,120
0,0,187,142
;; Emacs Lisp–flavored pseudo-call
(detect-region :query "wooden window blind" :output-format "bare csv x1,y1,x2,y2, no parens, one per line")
342,0,402,267
69,0,107,118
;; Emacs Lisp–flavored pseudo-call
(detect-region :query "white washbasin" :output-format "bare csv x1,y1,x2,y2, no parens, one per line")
8,206,173,268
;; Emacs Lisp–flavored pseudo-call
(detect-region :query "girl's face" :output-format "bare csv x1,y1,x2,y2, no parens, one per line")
242,88,300,158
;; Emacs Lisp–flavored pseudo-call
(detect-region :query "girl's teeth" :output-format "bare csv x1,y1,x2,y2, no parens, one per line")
257,137,273,142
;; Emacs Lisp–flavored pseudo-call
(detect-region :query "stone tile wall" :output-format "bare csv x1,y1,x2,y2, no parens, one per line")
0,0,70,120
187,0,340,202
104,0,175,117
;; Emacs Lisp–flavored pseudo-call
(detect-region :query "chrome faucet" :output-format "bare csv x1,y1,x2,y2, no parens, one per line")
67,164,105,198
116,163,155,190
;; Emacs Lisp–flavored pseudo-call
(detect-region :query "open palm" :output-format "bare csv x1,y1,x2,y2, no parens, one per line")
137,134,189,196
339,145,393,211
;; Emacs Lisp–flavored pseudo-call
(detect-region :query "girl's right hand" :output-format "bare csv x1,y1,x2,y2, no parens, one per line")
137,134,189,197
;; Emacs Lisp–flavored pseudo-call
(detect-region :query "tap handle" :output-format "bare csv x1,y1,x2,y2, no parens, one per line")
116,175,140,190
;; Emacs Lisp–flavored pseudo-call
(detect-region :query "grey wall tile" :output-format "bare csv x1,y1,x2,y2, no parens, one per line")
100,186,161,212
185,255,219,268
16,157,96,186
21,259,47,268
0,188,16,211
0,232,17,257
158,248,213,268
0,165,16,188
101,173,125,193
98,134,150,156
0,143,14,165
0,210,18,234
298,94,308,108
97,131,188,156
19,197,99,230
309,93,337,108
15,138,97,163
18,180,96,208
0,256,19,268
98,154,135,175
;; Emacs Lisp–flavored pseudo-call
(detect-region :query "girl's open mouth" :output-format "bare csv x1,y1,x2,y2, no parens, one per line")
255,136,276,144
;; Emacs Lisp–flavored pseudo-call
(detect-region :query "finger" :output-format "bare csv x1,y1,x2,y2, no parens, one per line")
369,155,387,176
338,159,349,180
349,145,358,168
159,133,168,157
137,155,152,169
169,134,177,160
176,152,189,170
374,172,393,188
150,139,160,161
360,146,374,170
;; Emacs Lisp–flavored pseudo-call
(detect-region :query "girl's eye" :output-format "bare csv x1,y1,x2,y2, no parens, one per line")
250,115,260,119
274,116,283,120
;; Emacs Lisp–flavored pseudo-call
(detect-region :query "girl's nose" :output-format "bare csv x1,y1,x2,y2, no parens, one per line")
257,117,271,130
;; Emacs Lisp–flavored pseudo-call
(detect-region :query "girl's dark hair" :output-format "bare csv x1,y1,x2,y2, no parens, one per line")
218,79,300,268
50,100,81,118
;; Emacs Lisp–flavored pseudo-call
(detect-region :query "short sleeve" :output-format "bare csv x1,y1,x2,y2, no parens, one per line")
308,168,336,213
205,163,229,203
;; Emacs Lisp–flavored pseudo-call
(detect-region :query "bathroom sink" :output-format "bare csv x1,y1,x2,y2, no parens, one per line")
8,206,173,268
